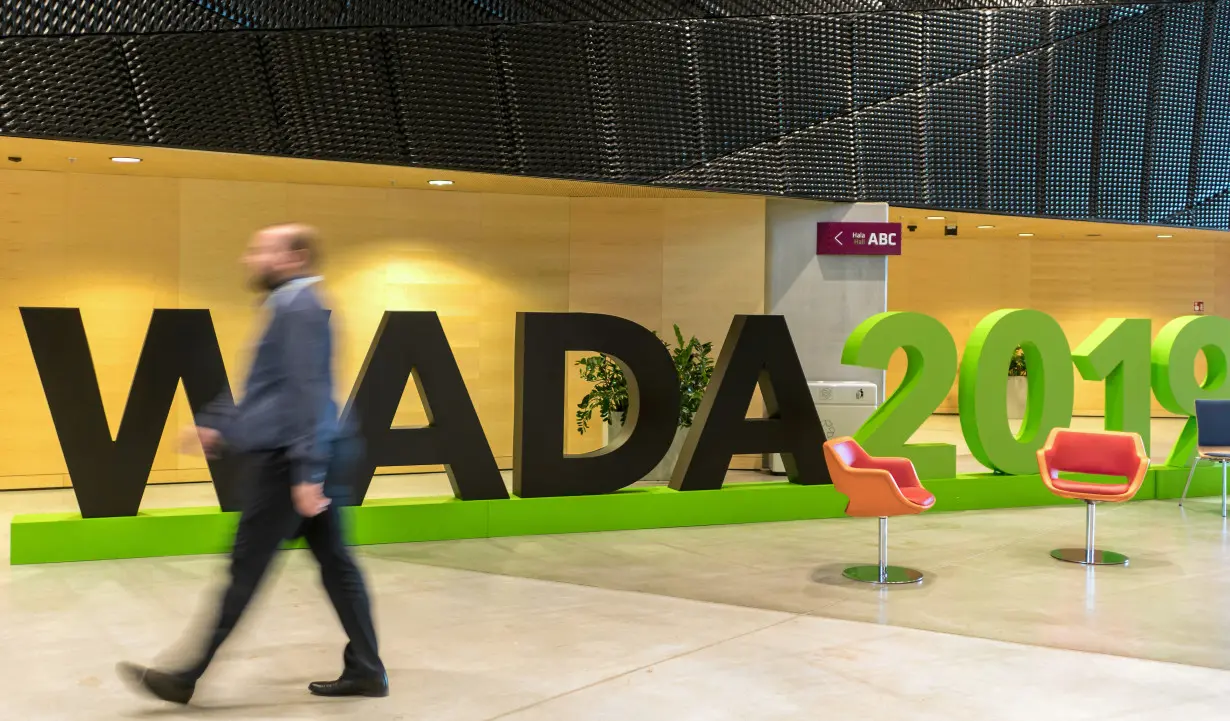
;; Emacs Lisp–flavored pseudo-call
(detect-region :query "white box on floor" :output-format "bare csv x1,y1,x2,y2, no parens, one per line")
770,381,878,475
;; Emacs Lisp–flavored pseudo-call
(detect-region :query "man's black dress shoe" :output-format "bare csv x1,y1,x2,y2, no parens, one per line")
308,674,389,698
116,662,195,705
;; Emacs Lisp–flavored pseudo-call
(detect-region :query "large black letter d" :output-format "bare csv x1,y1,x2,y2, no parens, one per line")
514,313,679,498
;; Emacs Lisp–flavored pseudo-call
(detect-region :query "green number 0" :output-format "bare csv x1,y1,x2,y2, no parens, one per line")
959,309,1074,475
1152,315,1230,466
842,312,957,480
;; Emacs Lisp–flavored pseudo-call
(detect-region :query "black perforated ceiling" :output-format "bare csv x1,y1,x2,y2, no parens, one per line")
0,0,1192,35
1,0,1227,229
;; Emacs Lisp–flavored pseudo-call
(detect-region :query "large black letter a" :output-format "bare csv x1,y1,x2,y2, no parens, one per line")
342,311,506,503
670,315,829,491
21,308,240,517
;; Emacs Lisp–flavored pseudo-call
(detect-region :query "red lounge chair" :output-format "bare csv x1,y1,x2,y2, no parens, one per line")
1037,428,1149,566
823,437,935,585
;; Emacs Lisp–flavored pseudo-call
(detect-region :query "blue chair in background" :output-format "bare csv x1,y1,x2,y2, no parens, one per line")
1180,399,1230,517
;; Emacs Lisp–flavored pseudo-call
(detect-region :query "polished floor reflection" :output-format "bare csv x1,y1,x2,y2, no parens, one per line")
380,497,1230,670
1,414,1227,719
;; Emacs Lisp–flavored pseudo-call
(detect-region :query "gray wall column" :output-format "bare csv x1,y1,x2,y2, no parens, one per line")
765,199,889,399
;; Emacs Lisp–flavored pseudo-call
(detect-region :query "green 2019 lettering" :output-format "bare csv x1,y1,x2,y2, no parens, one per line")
842,310,1230,476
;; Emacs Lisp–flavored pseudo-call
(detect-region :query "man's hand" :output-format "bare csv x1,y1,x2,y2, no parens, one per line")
181,426,224,459
292,482,331,518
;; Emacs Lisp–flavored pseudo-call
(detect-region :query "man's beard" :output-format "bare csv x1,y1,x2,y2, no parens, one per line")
248,270,278,293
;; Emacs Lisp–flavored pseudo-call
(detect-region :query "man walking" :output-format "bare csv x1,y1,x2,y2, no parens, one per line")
119,224,387,704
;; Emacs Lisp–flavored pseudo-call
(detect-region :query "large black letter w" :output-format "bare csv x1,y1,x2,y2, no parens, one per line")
21,308,240,518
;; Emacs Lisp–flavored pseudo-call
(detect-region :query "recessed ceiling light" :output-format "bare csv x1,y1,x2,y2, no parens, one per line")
110,156,141,164
428,179,453,186
977,225,995,229
926,216,945,220
1018,233,1034,237
1157,234,1173,238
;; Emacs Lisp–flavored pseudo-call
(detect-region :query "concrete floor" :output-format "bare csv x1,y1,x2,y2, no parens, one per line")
1,415,1228,720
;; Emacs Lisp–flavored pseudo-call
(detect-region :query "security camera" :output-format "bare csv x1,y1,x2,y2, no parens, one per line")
7,156,21,163
906,224,917,232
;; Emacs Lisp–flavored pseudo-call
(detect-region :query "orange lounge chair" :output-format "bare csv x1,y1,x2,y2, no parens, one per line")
1037,428,1149,566
823,437,935,585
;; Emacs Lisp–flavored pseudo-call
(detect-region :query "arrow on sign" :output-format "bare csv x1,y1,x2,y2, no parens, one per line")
834,232,843,246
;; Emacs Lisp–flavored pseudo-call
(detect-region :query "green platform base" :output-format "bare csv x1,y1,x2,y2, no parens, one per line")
897,442,958,483
1154,462,1230,500
8,466,1216,565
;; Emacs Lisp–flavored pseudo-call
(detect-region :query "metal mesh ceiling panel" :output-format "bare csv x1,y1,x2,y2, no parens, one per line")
1,0,1185,35
0,36,142,142
1,0,1229,228
124,32,279,153
1045,32,1098,217
264,30,404,163
389,27,514,172
603,21,699,180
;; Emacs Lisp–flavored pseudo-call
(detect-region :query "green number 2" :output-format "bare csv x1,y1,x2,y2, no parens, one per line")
841,312,957,480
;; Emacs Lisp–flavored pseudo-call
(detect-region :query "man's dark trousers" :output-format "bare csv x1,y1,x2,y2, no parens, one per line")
180,450,384,682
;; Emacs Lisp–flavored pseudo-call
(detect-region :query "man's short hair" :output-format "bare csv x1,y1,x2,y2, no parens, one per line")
268,223,321,268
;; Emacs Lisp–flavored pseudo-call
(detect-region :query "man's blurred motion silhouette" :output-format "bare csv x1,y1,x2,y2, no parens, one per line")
118,224,387,705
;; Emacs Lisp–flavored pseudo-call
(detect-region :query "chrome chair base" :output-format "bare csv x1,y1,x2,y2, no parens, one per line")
843,565,923,584
1050,501,1129,567
1050,548,1129,566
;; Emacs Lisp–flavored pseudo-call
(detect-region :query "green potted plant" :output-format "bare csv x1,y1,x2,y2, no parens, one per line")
576,325,715,483
1007,346,1027,420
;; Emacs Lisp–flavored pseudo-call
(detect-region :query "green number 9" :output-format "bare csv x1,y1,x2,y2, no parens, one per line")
1152,315,1230,466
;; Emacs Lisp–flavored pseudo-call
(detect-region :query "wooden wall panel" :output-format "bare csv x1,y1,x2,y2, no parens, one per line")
0,170,71,487
0,170,764,491
662,198,766,345
889,235,1220,416
887,236,1030,413
477,194,571,461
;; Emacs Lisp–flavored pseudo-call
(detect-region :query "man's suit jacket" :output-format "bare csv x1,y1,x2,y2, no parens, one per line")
198,277,342,490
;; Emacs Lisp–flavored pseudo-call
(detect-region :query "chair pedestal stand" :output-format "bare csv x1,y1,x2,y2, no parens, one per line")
843,516,924,584
1180,457,1229,518
1051,501,1128,566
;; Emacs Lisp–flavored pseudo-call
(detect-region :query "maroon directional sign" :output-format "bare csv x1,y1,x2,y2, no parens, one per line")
816,222,903,256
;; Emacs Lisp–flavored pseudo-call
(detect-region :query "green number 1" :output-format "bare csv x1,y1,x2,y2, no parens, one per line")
1072,319,1152,453
842,312,957,480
